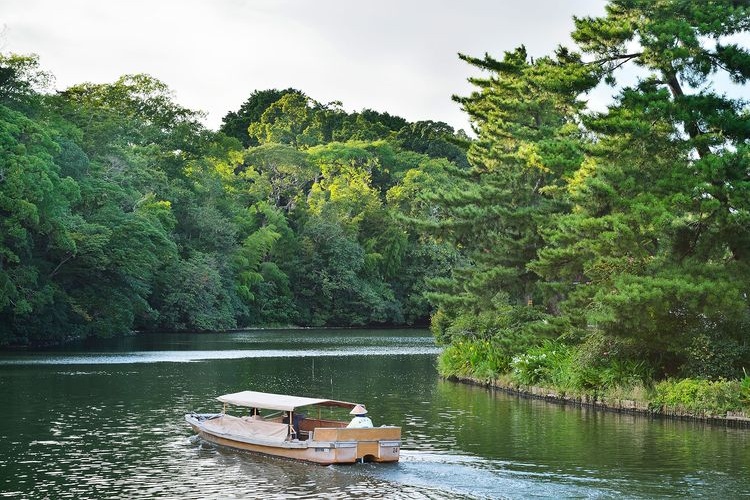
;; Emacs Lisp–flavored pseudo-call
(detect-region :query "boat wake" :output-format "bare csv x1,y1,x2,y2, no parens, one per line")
347,449,640,499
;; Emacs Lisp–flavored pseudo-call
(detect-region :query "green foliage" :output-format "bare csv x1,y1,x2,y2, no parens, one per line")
0,105,77,343
682,329,750,380
248,92,324,148
502,339,652,391
431,0,750,398
438,337,513,380
436,307,544,380
220,88,303,147
650,378,744,416
396,120,470,169
510,341,573,386
153,252,235,331
425,45,595,352
0,53,53,109
0,48,466,345
741,371,750,407
243,143,315,210
234,223,282,301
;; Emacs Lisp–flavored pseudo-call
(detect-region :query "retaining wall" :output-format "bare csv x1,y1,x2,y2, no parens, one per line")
448,375,750,429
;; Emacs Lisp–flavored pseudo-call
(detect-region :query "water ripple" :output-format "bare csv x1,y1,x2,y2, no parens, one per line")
2,330,748,499
0,346,442,366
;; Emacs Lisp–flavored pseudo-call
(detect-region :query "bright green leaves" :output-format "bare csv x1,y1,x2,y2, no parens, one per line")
248,92,324,148
0,53,53,109
243,143,315,210
234,222,282,302
307,143,381,229
58,74,204,159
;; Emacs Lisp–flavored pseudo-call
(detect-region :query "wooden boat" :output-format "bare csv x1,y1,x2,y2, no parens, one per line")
185,390,401,464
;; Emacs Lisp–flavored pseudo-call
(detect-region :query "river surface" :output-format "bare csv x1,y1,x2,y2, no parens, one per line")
1,329,748,499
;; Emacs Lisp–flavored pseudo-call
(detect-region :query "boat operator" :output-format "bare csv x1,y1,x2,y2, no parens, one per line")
346,404,373,428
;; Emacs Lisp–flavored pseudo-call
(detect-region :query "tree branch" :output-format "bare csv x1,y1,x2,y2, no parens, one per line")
48,253,74,279
587,52,643,67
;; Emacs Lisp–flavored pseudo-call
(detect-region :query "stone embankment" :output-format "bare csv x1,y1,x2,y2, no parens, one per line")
449,375,750,428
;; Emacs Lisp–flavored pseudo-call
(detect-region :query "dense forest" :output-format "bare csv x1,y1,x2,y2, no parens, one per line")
2,0,750,407
0,56,468,345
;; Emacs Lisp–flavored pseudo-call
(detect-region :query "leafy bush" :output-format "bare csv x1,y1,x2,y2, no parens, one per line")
650,378,743,416
435,307,543,380
437,335,522,380
682,331,748,380
430,309,453,345
741,370,750,407
509,341,572,386
598,358,653,388
442,310,512,341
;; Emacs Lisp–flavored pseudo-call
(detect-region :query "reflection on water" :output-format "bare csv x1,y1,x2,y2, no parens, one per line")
0,346,441,365
1,329,749,499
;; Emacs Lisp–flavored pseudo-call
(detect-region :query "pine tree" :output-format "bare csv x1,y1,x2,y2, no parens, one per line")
533,0,750,376
428,46,598,346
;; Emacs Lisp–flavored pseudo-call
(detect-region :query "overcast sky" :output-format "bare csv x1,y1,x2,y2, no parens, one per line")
2,0,606,131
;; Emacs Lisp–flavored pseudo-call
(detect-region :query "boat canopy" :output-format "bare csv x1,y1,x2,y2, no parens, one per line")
217,390,356,412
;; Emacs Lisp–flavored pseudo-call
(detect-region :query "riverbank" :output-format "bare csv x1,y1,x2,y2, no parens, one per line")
447,375,750,428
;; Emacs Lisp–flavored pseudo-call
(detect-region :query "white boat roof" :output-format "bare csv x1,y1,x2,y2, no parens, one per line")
217,390,356,412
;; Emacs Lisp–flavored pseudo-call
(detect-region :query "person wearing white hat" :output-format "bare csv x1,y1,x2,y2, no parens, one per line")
346,404,373,428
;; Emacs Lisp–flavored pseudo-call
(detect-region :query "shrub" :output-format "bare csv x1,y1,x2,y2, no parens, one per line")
509,341,572,386
598,358,653,388
650,378,743,416
430,309,452,345
437,335,524,380
681,331,748,380
741,370,750,408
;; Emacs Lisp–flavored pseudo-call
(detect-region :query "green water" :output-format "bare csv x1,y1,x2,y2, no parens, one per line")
0,329,748,499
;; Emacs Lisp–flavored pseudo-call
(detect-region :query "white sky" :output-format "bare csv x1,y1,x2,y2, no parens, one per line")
2,0,608,131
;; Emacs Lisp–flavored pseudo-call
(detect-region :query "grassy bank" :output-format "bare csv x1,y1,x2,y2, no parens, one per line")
438,339,750,420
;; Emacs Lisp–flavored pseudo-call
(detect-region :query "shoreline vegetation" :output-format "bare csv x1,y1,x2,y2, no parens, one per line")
437,336,750,427
426,2,750,428
445,374,750,429
437,332,750,425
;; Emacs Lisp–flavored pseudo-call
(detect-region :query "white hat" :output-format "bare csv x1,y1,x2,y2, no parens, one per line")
350,404,367,415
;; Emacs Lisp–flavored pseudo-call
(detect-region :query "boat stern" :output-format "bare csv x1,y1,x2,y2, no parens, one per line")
311,426,401,463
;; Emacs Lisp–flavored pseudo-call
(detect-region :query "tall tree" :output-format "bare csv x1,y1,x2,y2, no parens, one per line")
220,88,303,147
248,92,325,148
428,46,597,347
0,105,78,344
533,0,750,376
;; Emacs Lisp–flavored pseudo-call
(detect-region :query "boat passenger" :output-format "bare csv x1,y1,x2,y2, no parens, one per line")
346,404,373,428
283,411,305,438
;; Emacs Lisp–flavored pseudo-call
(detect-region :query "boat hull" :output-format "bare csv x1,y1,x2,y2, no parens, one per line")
186,414,400,465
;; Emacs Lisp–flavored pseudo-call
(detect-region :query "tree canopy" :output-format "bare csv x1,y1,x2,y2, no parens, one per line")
0,56,465,345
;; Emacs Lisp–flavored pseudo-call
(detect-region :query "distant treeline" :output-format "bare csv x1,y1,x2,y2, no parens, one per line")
0,60,467,345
